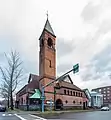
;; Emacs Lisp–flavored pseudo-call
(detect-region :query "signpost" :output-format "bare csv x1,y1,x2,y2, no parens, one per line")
41,87,45,113
50,98,52,111
41,63,79,112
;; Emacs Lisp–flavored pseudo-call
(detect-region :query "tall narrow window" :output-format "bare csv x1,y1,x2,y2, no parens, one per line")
64,90,66,95
67,90,69,95
49,60,51,67
73,91,75,96
70,91,72,96
81,93,82,97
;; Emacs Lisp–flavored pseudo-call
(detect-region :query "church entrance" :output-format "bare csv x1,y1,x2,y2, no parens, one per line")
55,99,63,110
83,101,87,110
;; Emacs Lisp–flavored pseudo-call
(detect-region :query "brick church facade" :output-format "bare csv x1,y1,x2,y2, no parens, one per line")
16,18,88,110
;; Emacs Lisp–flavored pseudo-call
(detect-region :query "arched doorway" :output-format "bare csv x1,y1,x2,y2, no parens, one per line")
56,99,63,110
83,101,87,110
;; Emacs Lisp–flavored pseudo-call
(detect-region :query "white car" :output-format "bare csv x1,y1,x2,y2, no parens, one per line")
101,107,109,111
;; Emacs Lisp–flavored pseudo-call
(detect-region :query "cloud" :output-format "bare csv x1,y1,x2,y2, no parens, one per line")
57,63,73,75
57,38,75,58
1,0,111,91
92,44,111,70
81,44,111,81
81,1,101,23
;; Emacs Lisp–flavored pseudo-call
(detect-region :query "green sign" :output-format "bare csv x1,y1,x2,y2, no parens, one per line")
73,63,79,74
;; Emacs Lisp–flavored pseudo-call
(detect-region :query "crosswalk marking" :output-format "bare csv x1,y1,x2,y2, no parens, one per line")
14,114,26,120
14,113,47,120
29,114,47,120
2,113,47,120
2,114,5,116
9,114,12,116
2,113,12,116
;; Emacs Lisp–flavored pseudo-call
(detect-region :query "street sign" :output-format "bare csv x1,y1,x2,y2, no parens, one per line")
73,63,79,74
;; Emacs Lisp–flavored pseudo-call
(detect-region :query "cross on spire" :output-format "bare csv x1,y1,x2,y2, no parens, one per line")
46,11,48,19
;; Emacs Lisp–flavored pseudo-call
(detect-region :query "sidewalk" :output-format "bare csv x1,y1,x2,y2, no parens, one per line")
7,108,41,115
7,108,98,115
32,109,98,118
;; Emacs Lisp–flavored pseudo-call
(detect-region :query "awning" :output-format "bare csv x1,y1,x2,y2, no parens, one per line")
29,89,41,99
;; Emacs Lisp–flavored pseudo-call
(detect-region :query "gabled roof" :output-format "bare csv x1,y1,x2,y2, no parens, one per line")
28,74,39,83
57,74,82,91
83,89,91,99
60,81,82,91
16,74,40,96
83,88,89,92
27,74,40,90
16,85,27,95
59,74,73,84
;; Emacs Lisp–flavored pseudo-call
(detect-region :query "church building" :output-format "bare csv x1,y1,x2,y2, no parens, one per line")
16,17,88,110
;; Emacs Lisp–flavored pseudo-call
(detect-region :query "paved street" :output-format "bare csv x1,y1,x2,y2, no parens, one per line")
44,110,111,120
0,112,20,120
0,112,46,120
0,111,111,120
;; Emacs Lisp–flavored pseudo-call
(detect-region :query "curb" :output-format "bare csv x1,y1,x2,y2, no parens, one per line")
31,109,99,117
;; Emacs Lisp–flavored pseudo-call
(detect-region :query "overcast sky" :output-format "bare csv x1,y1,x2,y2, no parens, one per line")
0,0,111,92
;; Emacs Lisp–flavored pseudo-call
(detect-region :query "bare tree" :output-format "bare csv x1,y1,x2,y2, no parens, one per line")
0,81,10,108
0,50,23,110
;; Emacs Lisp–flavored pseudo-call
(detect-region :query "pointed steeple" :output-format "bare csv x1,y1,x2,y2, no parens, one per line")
39,18,56,40
44,18,55,36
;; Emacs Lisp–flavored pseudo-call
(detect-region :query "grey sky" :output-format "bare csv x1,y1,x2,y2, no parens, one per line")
1,0,111,91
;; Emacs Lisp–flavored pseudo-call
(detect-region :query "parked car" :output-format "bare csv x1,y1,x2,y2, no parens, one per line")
0,105,6,112
101,106,109,111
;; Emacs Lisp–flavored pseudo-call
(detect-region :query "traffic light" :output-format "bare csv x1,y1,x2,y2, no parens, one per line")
73,63,79,74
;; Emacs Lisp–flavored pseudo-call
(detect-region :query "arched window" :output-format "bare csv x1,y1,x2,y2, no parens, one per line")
78,92,80,97
64,90,66,95
67,90,69,95
81,93,82,97
76,92,77,96
73,91,75,96
73,101,75,104
65,100,68,104
47,38,53,48
70,91,72,96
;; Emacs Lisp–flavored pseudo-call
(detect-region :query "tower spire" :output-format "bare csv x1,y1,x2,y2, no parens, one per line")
39,12,56,40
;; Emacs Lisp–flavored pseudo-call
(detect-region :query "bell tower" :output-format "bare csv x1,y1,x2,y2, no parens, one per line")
39,17,56,101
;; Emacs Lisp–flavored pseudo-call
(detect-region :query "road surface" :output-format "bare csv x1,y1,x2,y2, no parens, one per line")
0,110,111,120
0,112,20,120
44,110,111,120
0,112,46,120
